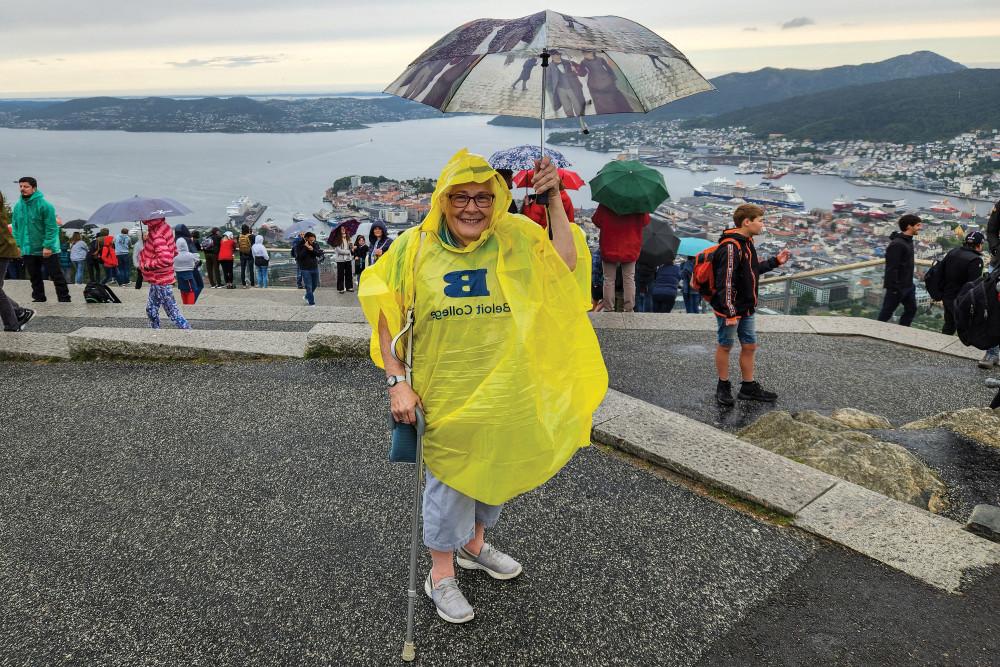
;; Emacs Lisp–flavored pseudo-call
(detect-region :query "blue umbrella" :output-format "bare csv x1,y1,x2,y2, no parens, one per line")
88,195,192,225
488,145,571,172
677,237,714,257
285,221,314,239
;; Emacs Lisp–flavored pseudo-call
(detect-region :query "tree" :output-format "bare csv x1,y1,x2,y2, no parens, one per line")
791,291,816,315
936,234,961,251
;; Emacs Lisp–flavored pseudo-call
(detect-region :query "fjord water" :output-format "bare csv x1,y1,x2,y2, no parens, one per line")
0,115,981,226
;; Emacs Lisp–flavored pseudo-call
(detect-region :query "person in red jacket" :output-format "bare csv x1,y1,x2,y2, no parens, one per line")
218,231,236,289
592,203,649,312
521,184,575,229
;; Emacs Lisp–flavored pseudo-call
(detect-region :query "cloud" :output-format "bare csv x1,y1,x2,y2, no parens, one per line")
166,54,282,68
743,26,759,32
781,17,815,30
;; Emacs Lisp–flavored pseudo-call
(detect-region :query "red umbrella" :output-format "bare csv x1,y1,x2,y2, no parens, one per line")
512,168,585,190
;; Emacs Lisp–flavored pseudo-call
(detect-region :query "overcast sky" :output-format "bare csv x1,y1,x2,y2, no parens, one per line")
2,0,998,97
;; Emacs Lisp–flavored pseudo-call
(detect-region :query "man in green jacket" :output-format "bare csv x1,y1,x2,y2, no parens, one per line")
12,176,71,302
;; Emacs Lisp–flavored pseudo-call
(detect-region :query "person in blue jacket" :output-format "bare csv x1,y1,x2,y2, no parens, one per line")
651,261,681,313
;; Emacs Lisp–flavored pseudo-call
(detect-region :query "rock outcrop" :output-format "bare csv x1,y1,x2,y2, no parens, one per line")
830,408,892,430
901,408,1000,450
739,410,948,513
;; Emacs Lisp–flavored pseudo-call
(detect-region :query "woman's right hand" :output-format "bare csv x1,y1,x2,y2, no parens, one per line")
390,382,423,425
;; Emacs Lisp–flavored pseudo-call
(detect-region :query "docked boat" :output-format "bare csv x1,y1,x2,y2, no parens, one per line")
852,207,890,220
928,199,959,214
292,212,307,223
855,196,906,213
226,196,251,219
693,178,805,210
832,195,851,212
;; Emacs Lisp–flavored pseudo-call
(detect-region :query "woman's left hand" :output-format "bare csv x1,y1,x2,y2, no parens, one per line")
532,157,560,197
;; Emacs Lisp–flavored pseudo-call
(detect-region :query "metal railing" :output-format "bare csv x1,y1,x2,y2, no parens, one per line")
759,258,933,315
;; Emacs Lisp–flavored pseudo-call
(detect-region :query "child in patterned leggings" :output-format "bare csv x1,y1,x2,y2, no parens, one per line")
138,217,192,330
146,284,190,329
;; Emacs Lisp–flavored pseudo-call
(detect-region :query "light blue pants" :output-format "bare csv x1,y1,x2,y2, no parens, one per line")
256,265,269,288
422,467,503,552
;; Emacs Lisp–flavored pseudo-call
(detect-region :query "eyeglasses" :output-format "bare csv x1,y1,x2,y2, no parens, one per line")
448,193,495,208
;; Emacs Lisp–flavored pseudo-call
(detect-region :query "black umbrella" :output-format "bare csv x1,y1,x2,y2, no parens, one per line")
61,219,96,231
638,219,680,267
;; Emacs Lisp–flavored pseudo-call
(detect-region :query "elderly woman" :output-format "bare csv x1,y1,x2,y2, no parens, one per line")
359,150,607,624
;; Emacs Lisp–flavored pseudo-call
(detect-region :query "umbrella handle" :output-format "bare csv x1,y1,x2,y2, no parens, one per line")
538,51,550,206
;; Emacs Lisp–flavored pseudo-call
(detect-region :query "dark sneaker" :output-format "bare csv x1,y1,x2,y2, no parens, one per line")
16,308,35,330
424,574,474,624
738,381,778,402
978,352,999,370
715,379,735,406
31,297,46,303
456,543,523,580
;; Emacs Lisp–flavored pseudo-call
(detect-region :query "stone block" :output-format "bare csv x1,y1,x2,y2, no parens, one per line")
966,504,1000,543
804,316,956,352
594,401,837,515
754,315,816,333
592,388,647,426
66,327,306,360
794,481,1000,593
588,312,625,329
622,313,716,331
0,332,71,360
305,323,371,357
939,338,988,361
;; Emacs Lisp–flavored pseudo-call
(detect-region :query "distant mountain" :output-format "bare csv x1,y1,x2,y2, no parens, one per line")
690,68,1000,143
0,95,441,133
489,51,966,128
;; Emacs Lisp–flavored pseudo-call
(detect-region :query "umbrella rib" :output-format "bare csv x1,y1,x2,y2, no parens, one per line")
440,55,486,113
601,51,650,114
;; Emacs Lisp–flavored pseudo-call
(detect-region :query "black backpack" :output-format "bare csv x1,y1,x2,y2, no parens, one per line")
953,270,1000,350
83,282,122,304
923,254,948,301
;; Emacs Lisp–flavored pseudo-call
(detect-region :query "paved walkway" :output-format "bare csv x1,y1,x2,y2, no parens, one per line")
1,360,998,665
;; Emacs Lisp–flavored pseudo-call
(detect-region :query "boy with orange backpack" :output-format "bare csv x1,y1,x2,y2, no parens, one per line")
691,204,790,406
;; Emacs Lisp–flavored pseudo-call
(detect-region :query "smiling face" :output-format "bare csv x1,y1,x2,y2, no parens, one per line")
443,181,494,247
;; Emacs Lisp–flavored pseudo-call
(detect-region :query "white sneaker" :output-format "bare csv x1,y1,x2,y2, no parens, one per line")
456,543,523,580
424,574,474,624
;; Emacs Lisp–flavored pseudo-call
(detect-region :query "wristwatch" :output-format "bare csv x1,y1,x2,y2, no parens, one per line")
387,375,407,388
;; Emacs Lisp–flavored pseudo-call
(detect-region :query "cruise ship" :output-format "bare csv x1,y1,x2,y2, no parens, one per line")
694,178,805,210
226,196,251,219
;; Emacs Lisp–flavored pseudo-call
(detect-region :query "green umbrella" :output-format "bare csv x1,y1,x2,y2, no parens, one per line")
589,160,669,215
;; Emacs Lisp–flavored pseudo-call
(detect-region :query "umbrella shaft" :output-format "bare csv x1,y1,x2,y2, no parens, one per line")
538,51,549,206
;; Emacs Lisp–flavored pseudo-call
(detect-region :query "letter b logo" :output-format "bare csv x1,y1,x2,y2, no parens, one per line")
442,269,490,298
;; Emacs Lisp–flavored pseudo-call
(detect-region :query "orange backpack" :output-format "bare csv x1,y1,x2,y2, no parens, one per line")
690,237,740,300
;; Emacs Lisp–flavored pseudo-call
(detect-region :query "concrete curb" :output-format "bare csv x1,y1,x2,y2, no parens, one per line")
592,389,1000,594
0,332,71,360
305,323,372,357
66,327,307,360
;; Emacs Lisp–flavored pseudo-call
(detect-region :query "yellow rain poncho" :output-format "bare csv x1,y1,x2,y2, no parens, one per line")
359,150,608,505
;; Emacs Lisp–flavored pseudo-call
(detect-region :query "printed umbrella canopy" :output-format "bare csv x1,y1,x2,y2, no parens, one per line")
88,195,192,226
488,144,571,171
385,10,713,122
589,160,669,215
512,167,585,190
677,237,714,257
386,11,712,202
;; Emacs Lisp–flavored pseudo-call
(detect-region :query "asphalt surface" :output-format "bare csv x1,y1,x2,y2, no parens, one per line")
2,359,998,665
